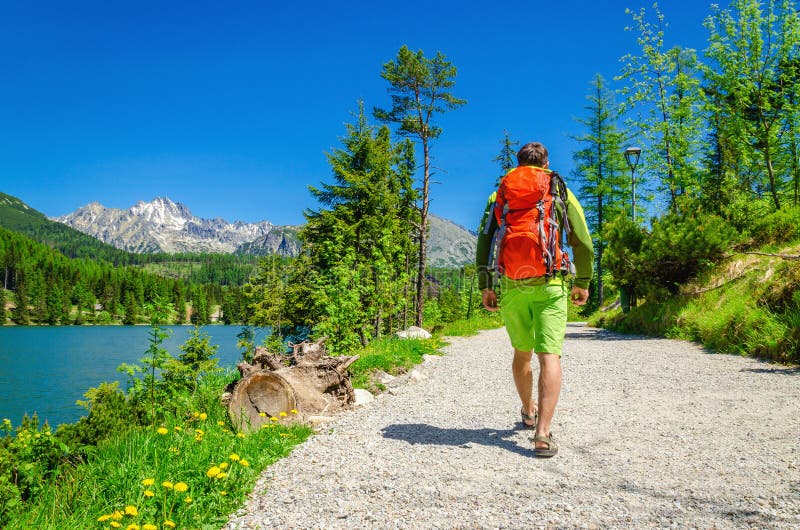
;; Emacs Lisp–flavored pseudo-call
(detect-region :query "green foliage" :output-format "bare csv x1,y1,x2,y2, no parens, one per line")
618,5,706,212
591,242,800,363
603,211,736,300
435,312,503,337
163,327,220,395
601,215,645,292
704,0,800,210
572,74,630,305
0,416,70,525
4,371,311,530
375,45,466,326
56,382,139,448
297,103,418,352
745,206,800,247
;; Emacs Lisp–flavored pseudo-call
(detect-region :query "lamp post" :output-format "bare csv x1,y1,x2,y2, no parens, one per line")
624,147,641,222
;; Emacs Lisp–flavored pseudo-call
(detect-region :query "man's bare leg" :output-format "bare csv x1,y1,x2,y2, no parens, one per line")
535,352,562,448
512,348,538,425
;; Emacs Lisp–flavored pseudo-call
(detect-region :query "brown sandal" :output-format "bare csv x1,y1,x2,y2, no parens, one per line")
520,408,538,430
532,433,558,458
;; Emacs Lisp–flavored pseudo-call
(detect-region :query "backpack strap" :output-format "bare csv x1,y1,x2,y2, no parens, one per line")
549,171,573,274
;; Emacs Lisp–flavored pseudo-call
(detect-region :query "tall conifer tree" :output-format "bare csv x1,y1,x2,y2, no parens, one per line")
374,46,466,326
572,74,629,306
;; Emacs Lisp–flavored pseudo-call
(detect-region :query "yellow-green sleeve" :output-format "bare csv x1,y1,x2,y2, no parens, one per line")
475,192,497,291
566,188,594,289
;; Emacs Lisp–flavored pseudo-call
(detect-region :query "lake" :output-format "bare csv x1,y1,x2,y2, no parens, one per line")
0,325,268,428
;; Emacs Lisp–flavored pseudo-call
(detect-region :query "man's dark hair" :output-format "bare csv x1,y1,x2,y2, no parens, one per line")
516,142,549,167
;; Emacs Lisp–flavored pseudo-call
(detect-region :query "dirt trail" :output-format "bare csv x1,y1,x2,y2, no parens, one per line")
226,324,800,529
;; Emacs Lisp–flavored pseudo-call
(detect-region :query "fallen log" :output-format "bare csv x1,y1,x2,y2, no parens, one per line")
223,337,358,432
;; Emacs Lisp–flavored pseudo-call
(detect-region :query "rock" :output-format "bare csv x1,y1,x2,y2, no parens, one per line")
353,389,375,406
408,368,427,382
374,370,396,384
307,415,335,425
395,326,432,339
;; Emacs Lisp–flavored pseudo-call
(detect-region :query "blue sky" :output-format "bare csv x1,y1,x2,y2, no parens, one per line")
0,1,713,229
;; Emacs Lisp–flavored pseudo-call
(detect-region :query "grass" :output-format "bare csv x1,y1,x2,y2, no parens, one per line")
349,337,445,390
589,243,800,364
4,369,312,529
435,312,503,337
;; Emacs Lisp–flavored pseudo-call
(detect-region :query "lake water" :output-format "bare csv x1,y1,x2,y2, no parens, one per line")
0,325,269,428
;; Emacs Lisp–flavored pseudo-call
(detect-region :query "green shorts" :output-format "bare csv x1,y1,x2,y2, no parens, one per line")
499,276,568,356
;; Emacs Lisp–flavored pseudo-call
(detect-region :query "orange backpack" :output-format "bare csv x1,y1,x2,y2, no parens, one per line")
490,166,572,280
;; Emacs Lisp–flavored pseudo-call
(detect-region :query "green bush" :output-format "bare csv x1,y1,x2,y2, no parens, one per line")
746,206,800,248
603,212,736,301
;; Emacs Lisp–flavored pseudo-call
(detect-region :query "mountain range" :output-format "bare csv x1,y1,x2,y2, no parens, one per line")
53,197,477,266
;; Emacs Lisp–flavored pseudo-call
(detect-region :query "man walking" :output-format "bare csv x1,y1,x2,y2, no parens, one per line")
476,142,594,457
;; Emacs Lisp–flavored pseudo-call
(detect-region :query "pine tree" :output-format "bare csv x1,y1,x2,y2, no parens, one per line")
0,288,6,324
571,74,630,305
375,45,466,326
301,103,418,352
494,130,519,183
13,271,30,325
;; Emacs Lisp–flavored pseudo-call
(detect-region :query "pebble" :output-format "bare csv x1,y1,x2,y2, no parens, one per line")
224,324,800,529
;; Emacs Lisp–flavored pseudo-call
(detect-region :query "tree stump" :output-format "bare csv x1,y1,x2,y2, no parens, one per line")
224,337,358,432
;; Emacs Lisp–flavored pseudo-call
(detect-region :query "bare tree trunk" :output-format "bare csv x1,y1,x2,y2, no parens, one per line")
415,138,430,327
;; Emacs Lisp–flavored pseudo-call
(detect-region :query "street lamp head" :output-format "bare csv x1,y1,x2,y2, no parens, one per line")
624,147,642,172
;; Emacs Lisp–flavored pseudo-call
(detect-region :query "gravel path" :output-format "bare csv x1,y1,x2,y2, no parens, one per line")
225,324,800,529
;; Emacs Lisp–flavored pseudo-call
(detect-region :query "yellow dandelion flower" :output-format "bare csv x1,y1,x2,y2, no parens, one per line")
170,447,179,454
258,412,266,417
194,429,204,436
112,511,124,521
127,525,140,530
124,505,138,516
270,416,278,422
144,490,155,498
217,472,227,479
173,426,182,432
280,433,289,437
236,432,245,438
291,409,298,414
143,525,157,530
164,521,176,529
191,411,199,418
110,522,122,529
199,412,208,420
220,490,227,496
217,420,225,426
141,478,155,487
229,453,240,461
162,481,174,489
98,514,112,522
156,427,168,435
206,466,221,478
219,462,229,470
184,496,192,504
279,411,287,417
174,482,188,493
239,459,250,467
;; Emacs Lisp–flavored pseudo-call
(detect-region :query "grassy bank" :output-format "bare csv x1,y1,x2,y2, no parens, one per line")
590,243,800,364
2,369,311,529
